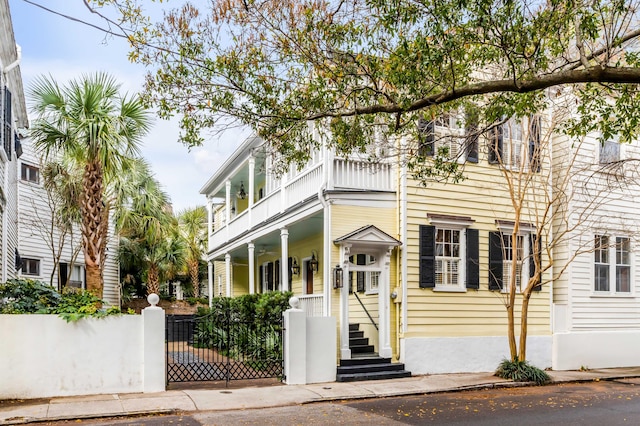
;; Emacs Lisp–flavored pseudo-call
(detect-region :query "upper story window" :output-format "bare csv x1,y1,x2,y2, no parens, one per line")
599,138,621,164
594,235,631,294
418,111,481,163
488,115,541,171
21,163,40,184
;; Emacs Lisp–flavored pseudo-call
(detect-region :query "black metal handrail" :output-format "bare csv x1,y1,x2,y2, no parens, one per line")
353,291,378,331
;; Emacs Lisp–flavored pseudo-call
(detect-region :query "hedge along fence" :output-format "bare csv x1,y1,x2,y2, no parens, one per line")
192,292,293,362
0,303,165,399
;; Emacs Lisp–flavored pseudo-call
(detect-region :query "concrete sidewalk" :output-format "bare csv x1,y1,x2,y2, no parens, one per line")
2,367,640,425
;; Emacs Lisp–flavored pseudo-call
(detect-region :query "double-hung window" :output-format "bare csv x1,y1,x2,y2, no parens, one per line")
488,115,541,171
21,163,40,184
594,235,632,294
22,258,40,276
419,215,478,291
435,228,461,288
501,233,525,292
489,221,542,293
599,138,621,164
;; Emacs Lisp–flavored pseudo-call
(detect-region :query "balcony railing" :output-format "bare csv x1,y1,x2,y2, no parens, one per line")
209,158,395,250
297,294,324,317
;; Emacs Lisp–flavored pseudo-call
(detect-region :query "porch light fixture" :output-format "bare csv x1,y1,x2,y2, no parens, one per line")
237,181,246,199
333,264,343,289
310,251,319,273
291,257,300,275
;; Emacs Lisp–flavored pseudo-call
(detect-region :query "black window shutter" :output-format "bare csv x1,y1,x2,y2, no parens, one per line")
488,231,503,290
488,124,503,164
348,270,353,294
275,260,280,289
3,87,12,158
466,229,480,289
419,225,436,288
465,113,479,163
529,115,541,172
530,234,542,291
259,264,264,290
287,257,293,287
418,118,435,157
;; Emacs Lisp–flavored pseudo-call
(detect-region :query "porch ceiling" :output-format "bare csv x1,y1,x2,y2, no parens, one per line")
224,212,324,262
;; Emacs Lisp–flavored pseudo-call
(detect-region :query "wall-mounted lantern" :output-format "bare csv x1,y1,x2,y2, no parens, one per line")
333,264,343,289
291,257,300,275
310,251,319,273
237,181,247,199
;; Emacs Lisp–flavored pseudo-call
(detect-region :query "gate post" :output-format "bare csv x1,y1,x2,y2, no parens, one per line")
143,294,165,392
283,298,306,384
283,297,337,385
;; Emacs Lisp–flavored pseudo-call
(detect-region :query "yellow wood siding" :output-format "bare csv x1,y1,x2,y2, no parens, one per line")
404,159,551,338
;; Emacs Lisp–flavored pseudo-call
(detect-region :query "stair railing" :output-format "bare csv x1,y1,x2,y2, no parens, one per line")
353,292,378,331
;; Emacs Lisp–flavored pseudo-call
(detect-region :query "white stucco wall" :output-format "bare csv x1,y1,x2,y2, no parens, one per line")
401,335,552,375
0,310,164,399
553,331,640,371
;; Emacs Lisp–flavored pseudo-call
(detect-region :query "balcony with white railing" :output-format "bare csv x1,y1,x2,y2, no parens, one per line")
297,294,324,317
208,154,395,251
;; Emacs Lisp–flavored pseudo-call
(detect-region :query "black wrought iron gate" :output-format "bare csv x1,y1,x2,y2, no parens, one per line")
166,311,284,385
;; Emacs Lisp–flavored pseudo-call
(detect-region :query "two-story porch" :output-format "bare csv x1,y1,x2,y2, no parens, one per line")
200,135,400,360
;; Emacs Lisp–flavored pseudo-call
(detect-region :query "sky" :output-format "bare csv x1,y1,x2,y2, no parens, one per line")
7,0,249,212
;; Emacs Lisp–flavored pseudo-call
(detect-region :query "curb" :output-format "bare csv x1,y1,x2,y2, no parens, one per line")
0,408,177,425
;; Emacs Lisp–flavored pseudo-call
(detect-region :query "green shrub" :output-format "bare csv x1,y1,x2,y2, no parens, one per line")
192,291,290,361
495,358,550,385
0,278,125,322
0,279,61,313
186,296,208,305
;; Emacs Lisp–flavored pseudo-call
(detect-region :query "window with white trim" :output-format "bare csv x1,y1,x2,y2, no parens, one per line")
21,163,40,183
599,138,620,164
22,258,40,276
594,235,631,293
419,216,479,291
502,233,525,292
435,228,461,288
488,115,541,171
348,254,380,294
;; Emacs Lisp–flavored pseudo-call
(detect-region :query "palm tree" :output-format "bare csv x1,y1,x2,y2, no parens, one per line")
29,72,152,298
115,159,186,296
178,206,207,297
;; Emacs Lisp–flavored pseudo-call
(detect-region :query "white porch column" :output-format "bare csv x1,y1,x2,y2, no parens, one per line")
225,181,231,241
248,157,255,227
378,248,393,358
207,261,213,307
340,244,351,359
225,253,231,297
206,199,213,252
280,228,289,292
248,242,255,295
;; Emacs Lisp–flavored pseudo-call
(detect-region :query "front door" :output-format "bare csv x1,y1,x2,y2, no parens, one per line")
306,261,314,294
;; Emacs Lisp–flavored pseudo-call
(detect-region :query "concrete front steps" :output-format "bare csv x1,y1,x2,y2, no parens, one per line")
336,357,412,382
336,323,411,382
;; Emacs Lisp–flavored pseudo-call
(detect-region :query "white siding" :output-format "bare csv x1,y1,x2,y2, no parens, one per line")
553,113,640,333
17,138,120,305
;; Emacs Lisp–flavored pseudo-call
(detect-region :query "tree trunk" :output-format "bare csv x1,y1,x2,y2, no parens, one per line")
189,259,200,297
81,161,105,298
519,292,531,362
147,264,160,296
85,264,102,296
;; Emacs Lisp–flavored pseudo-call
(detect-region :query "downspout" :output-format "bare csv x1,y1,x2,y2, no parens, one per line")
319,126,332,316
400,140,409,335
1,45,21,283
